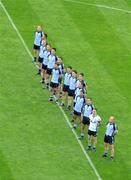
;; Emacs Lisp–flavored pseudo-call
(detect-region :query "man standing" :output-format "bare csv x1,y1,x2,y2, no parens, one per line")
41,44,51,84
87,109,101,152
33,26,44,63
71,90,85,129
61,66,72,106
67,70,77,110
46,48,57,88
79,98,94,139
49,63,61,103
102,116,118,160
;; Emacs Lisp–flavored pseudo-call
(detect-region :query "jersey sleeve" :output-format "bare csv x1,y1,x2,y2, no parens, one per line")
41,31,44,37
114,124,118,135
59,69,62,75
81,101,85,110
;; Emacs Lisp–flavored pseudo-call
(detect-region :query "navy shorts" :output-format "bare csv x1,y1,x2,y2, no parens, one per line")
63,85,69,92
82,116,90,125
50,82,59,88
104,135,114,145
38,57,43,63
46,68,52,75
33,44,40,50
74,110,81,116
68,89,75,97
42,64,47,70
88,130,97,137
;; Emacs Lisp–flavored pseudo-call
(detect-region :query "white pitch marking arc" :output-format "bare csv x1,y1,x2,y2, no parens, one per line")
64,0,131,14
0,1,102,179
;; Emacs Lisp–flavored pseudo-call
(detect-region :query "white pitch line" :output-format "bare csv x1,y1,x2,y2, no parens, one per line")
59,106,102,180
0,1,32,58
64,0,131,14
0,1,102,179
0,1,39,69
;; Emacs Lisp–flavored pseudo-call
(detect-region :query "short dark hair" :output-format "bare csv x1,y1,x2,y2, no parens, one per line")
52,48,56,51
80,89,84,94
73,70,77,74
80,73,84,76
93,108,97,111
44,33,48,38
67,66,72,69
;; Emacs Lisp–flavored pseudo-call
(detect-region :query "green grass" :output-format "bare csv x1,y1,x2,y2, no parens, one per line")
0,4,97,180
0,0,131,179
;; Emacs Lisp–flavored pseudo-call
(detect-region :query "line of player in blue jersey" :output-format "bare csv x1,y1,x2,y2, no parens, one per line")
33,25,118,160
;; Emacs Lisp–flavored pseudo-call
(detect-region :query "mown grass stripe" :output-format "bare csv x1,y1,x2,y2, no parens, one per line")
0,1,101,179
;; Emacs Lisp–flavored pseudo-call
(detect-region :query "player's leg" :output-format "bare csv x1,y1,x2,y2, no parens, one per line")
61,91,66,106
39,61,42,75
87,133,92,150
71,113,77,128
72,112,81,129
67,95,72,110
81,124,85,137
61,85,69,106
47,73,52,89
102,135,109,157
33,49,37,62
55,85,59,104
49,83,54,101
92,135,97,152
58,78,63,98
36,49,40,61
45,73,49,87
79,116,85,139
43,69,46,82
33,45,40,63
41,65,47,84
40,66,44,83
110,144,115,160
37,58,42,75
45,69,51,88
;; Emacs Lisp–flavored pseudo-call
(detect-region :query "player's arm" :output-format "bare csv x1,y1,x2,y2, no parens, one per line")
98,118,102,127
114,124,118,135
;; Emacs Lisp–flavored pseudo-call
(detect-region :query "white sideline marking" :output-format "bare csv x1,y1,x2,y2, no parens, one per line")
0,0,39,69
59,106,102,180
64,0,131,14
0,1,102,179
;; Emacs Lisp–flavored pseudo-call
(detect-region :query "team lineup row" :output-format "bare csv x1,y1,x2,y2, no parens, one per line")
32,26,118,160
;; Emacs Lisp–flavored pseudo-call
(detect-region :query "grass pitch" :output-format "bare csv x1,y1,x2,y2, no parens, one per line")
0,0,131,179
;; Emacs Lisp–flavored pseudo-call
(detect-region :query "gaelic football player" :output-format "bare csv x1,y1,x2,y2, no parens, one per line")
76,73,87,93
57,57,65,98
33,26,44,63
71,90,85,129
38,39,47,75
102,116,118,160
45,48,57,88
41,44,51,84
61,66,72,106
87,109,101,152
67,70,77,110
79,98,94,139
49,63,61,102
